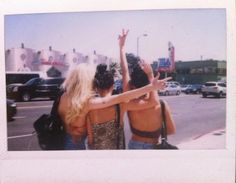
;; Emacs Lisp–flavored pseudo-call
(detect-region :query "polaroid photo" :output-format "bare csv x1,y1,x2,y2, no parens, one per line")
0,0,235,182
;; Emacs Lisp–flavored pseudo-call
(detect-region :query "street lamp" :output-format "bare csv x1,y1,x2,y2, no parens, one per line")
137,33,148,57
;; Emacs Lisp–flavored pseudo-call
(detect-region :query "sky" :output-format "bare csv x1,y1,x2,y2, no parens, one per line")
4,9,226,62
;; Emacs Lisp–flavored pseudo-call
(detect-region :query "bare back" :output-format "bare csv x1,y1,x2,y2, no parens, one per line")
128,100,175,144
58,93,87,138
128,105,162,131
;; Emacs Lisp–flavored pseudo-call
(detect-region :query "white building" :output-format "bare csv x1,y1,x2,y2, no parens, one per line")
37,46,68,77
5,45,117,78
64,49,89,73
5,44,36,72
93,51,117,66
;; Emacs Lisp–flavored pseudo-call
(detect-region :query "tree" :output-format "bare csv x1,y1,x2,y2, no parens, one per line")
109,61,121,78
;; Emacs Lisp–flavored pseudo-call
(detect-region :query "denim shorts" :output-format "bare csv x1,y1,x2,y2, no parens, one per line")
128,139,155,149
64,134,86,150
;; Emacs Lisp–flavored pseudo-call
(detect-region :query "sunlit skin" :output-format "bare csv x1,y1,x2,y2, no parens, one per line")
58,63,171,143
119,29,176,145
86,64,166,147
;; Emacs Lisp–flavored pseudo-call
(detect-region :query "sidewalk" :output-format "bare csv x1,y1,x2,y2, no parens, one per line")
177,129,226,149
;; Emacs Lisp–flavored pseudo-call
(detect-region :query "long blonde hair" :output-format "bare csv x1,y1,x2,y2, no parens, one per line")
62,63,96,125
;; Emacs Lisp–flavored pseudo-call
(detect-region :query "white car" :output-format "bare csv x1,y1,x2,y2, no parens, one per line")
159,84,181,96
166,81,181,86
201,81,226,98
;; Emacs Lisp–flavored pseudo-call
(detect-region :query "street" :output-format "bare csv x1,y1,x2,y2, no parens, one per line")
7,94,226,150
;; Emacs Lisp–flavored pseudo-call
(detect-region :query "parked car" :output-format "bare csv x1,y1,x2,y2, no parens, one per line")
158,84,181,96
6,77,65,102
180,84,191,93
166,81,181,86
201,81,226,98
185,84,202,94
7,99,17,121
6,71,42,85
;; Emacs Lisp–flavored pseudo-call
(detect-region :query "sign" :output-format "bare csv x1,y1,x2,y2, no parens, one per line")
158,58,171,72
168,41,175,71
158,41,175,72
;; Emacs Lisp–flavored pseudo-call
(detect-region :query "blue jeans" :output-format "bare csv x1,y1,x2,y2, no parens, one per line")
128,140,155,149
64,134,86,150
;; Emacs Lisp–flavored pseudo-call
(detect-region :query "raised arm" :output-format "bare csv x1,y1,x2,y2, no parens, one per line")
88,75,171,110
119,29,130,92
124,61,160,111
139,60,160,105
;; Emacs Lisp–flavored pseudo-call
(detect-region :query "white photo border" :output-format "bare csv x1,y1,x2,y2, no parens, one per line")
0,0,235,182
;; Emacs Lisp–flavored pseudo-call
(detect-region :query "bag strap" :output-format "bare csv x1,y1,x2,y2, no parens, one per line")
115,104,120,149
50,90,64,117
160,100,168,141
50,90,64,130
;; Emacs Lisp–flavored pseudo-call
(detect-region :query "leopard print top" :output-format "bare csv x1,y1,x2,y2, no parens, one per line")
90,119,125,150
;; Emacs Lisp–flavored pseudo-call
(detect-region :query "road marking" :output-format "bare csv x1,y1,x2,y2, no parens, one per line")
8,133,35,139
18,105,52,109
160,94,198,99
12,116,26,119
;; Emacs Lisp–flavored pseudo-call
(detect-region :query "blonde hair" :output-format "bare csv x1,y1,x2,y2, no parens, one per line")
62,63,96,125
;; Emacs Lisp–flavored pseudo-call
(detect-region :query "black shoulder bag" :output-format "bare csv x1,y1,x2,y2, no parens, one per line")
33,91,65,150
116,104,126,149
154,100,178,150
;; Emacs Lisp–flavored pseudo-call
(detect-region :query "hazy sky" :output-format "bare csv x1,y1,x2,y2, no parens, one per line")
5,9,226,62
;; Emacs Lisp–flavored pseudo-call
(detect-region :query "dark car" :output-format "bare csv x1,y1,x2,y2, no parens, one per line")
7,99,17,121
6,77,64,102
185,84,202,94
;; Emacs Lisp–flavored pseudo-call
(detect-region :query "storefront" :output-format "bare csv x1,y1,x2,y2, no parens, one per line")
174,60,226,84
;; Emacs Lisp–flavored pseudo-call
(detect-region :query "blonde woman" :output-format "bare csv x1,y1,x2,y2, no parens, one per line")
58,63,171,150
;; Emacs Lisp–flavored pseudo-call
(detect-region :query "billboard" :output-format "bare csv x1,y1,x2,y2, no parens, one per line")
158,42,175,72
158,58,171,72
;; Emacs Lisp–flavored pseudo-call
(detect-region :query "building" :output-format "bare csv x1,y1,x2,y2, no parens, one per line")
5,43,36,72
36,46,69,77
5,45,117,78
93,50,115,66
175,60,226,84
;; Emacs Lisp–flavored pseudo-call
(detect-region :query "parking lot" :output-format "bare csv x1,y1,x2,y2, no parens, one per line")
7,93,226,150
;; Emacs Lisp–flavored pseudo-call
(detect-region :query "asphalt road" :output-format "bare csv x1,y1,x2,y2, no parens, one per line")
7,94,226,151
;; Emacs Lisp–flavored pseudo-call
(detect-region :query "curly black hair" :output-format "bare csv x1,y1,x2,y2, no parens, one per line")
126,53,150,88
93,64,114,90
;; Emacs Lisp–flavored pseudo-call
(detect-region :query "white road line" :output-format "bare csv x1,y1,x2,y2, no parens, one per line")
12,116,26,119
160,94,195,99
18,105,52,109
8,133,35,139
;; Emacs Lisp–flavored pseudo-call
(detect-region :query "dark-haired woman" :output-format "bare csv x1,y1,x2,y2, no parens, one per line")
119,29,176,149
86,63,161,149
